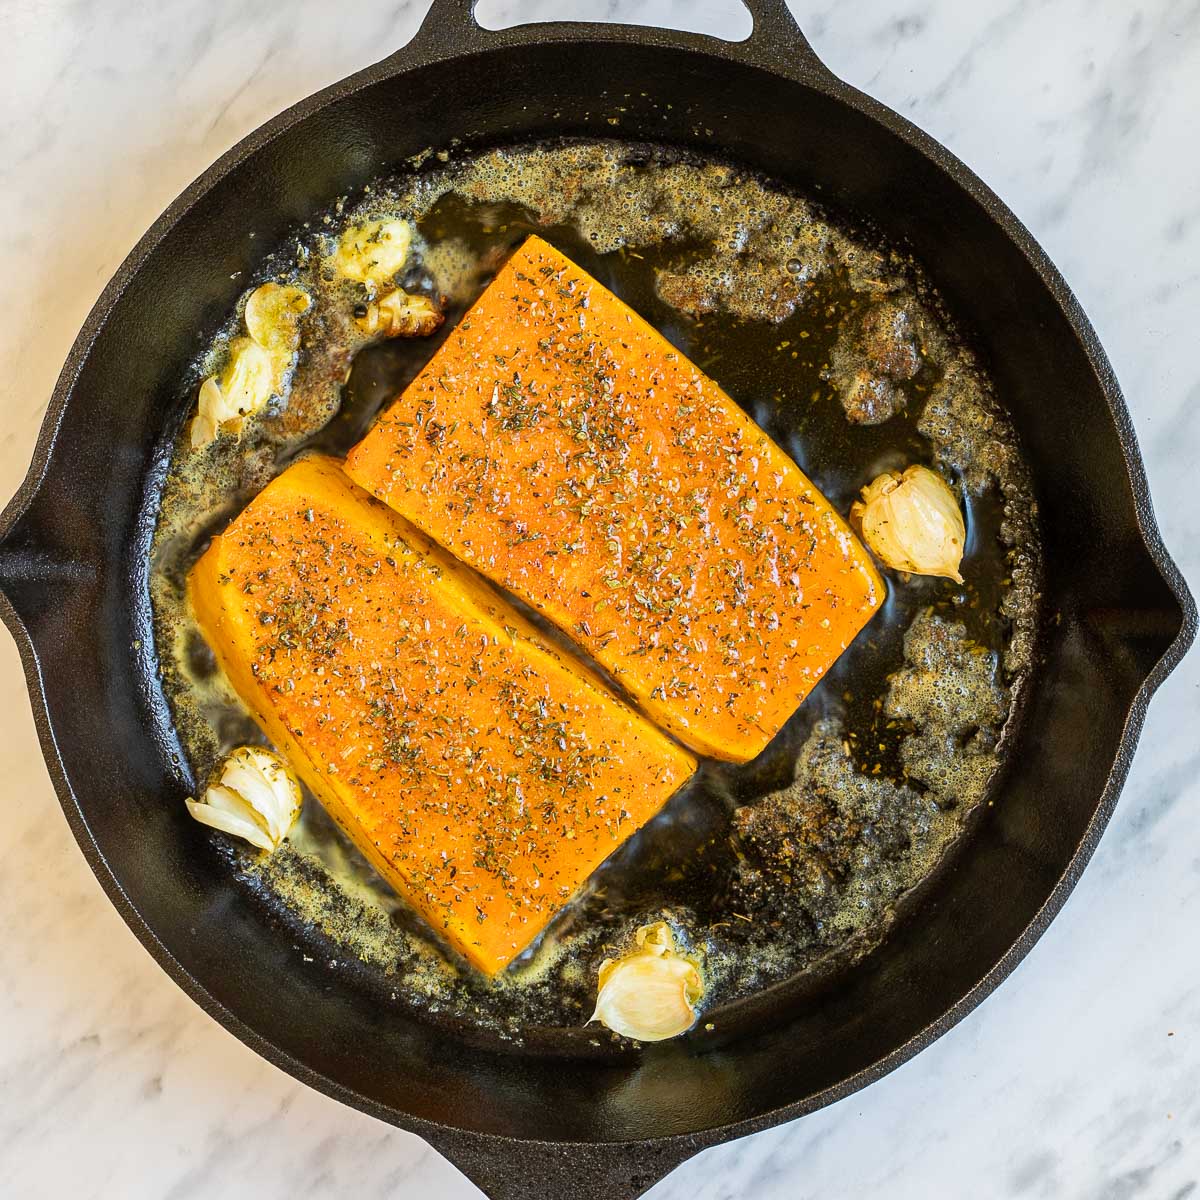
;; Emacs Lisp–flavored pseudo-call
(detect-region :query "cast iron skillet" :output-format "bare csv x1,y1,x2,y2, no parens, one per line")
0,2,1193,1197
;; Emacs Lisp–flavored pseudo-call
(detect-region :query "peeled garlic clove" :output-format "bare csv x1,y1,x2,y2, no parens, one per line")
191,338,277,449
219,337,275,416
356,289,444,338
590,922,703,1042
244,283,311,354
333,219,413,288
192,284,311,450
189,378,223,449
185,746,301,852
851,464,966,584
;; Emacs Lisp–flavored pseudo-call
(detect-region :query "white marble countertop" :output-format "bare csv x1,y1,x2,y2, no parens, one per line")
1,2,1197,1197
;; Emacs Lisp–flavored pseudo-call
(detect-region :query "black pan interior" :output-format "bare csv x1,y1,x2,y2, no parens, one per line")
0,29,1189,1161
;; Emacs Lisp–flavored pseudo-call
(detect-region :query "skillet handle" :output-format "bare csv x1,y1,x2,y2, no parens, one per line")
405,0,834,83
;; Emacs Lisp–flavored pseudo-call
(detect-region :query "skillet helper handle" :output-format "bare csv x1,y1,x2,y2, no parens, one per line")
406,0,834,83
404,0,488,53
427,1128,704,1200
736,0,833,79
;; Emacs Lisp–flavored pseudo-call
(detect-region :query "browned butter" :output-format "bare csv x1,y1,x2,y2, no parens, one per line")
150,140,1040,1047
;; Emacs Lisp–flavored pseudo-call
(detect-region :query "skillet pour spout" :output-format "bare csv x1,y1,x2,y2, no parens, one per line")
0,1,1194,1199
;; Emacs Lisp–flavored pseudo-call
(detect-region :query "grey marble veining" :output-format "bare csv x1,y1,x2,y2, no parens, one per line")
0,2,1197,1197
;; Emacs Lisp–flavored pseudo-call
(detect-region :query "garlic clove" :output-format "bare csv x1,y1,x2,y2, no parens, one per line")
200,781,262,824
189,379,223,449
191,284,310,451
851,464,966,584
356,289,444,339
185,797,276,852
186,746,301,852
191,339,276,449
218,337,275,417
219,747,301,842
590,922,703,1042
592,956,701,1041
244,283,311,355
333,219,413,289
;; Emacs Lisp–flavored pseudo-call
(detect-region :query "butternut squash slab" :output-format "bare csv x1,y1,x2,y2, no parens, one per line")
346,236,884,762
189,456,695,975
